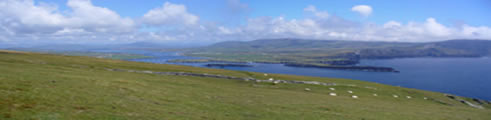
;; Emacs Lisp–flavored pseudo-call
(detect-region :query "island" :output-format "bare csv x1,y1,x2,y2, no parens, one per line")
284,63,400,73
205,63,254,67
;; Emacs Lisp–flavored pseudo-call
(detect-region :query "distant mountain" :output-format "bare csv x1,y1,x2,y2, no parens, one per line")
208,39,415,50
179,38,491,67
194,39,491,60
356,39,491,58
432,40,491,56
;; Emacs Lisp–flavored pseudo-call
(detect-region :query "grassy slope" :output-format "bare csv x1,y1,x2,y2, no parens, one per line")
0,50,490,120
184,39,491,62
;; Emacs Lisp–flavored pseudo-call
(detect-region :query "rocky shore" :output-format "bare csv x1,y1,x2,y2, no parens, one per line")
445,94,486,109
205,63,253,67
284,63,400,73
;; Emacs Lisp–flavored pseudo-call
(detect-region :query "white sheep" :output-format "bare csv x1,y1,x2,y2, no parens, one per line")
393,95,399,98
329,88,335,91
406,96,412,99
373,94,378,96
352,95,359,99
329,93,337,96
264,73,268,76
305,88,311,91
273,80,280,85
268,78,274,81
347,90,353,94
423,97,428,100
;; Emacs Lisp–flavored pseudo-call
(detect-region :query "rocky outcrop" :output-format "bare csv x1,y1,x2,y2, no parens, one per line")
105,68,336,86
472,98,486,105
284,63,400,73
445,94,485,109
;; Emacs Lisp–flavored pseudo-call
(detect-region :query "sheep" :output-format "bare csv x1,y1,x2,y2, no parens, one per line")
393,95,399,98
273,80,280,85
305,88,311,91
352,95,359,99
406,96,412,99
264,73,268,76
329,93,337,96
329,88,335,91
373,94,378,96
347,91,353,94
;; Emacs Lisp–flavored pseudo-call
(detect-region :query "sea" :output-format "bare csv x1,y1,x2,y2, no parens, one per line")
92,49,491,100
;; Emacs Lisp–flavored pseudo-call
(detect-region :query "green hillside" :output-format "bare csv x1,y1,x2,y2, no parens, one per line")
1,50,490,120
183,39,491,62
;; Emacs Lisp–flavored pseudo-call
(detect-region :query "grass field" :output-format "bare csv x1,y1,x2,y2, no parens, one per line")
0,50,490,120
57,52,152,60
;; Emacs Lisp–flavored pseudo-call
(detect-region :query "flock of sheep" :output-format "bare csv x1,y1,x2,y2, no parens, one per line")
305,87,429,100
264,73,427,100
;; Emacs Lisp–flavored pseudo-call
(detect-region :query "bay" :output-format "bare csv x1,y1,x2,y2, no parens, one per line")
94,49,491,100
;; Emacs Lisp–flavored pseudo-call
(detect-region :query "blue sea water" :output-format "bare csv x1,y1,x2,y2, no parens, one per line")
93,49,491,100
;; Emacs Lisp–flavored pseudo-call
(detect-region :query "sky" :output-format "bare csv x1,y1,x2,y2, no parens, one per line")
0,0,490,46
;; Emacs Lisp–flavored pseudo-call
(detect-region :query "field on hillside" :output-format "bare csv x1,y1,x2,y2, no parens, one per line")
1,50,490,120
181,39,491,64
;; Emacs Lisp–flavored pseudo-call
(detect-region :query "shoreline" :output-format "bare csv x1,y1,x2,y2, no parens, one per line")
167,58,399,73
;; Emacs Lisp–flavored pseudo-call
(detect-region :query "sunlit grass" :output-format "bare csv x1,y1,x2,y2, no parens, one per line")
0,50,490,119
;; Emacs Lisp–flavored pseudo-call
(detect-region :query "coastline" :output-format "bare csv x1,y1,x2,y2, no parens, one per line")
167,58,399,73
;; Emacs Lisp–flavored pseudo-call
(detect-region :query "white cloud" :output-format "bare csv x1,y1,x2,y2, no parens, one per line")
351,5,373,17
66,0,135,33
0,0,135,35
142,2,199,26
304,5,329,19
53,28,88,35
218,26,234,35
383,21,402,28
461,25,491,38
1,0,491,44
231,16,491,42
423,18,451,36
0,0,68,34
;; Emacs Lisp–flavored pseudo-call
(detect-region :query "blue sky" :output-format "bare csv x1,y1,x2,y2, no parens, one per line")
1,0,490,45
38,0,491,26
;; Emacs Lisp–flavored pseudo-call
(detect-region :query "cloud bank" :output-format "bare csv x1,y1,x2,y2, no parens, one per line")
351,5,373,17
142,2,199,26
0,0,490,45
